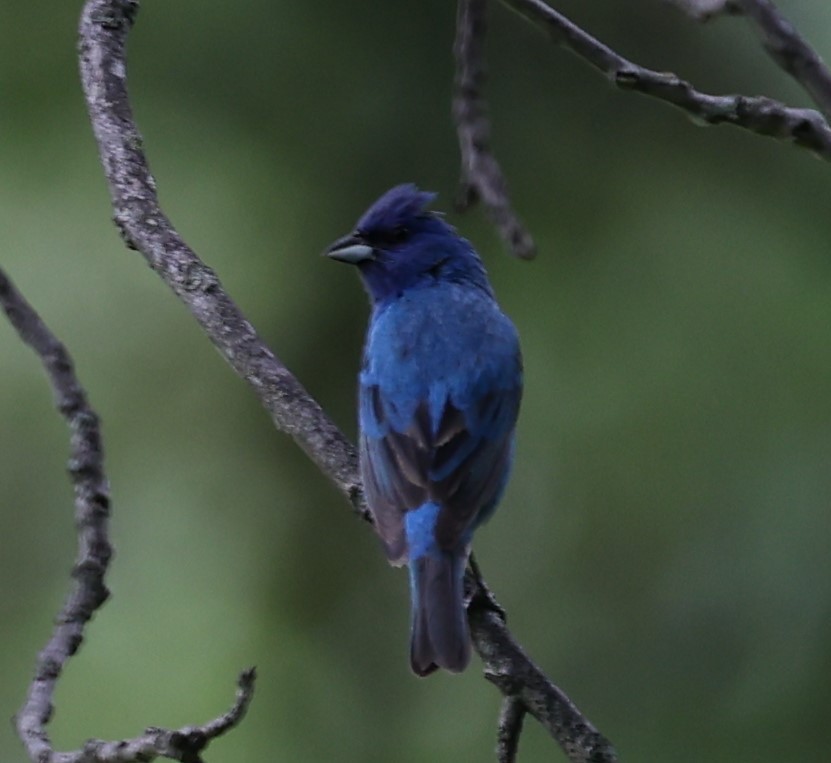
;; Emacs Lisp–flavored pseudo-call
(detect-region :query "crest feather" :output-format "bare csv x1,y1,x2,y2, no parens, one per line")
357,184,437,233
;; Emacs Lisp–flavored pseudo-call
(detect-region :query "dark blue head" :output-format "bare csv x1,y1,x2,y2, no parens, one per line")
325,184,492,304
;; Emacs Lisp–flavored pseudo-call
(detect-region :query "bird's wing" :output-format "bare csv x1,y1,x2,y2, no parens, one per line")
429,386,520,549
360,383,428,563
360,371,521,560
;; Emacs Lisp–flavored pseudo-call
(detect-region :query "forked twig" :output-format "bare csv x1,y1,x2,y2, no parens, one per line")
3,266,256,763
498,0,831,159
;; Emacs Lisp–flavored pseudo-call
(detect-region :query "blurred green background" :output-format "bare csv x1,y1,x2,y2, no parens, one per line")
2,1,830,760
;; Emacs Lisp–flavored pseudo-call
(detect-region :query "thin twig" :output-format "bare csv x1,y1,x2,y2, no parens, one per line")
2,267,257,762
2,267,112,762
78,1,616,761
58,668,257,763
664,0,737,22
498,0,831,159
733,0,831,121
453,0,536,259
496,696,527,763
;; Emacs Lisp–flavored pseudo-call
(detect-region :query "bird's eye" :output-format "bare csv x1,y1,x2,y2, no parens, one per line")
362,226,410,248
389,226,409,244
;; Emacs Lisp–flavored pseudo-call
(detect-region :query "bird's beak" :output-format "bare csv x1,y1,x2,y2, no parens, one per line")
324,234,375,264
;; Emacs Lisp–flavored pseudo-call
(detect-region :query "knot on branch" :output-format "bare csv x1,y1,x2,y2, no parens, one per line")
485,668,523,696
613,67,640,88
163,726,209,762
790,114,825,150
180,262,220,294
90,0,138,31
113,213,139,251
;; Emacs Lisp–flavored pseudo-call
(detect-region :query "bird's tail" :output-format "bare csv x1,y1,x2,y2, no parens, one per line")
408,551,471,676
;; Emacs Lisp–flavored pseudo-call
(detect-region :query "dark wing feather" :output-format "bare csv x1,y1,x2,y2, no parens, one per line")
360,385,429,563
360,432,413,562
430,389,519,548
360,379,520,559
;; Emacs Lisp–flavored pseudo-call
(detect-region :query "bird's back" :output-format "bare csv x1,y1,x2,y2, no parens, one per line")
362,281,519,412
359,280,522,562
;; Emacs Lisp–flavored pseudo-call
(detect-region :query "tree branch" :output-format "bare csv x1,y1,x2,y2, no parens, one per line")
78,0,366,522
665,0,737,22
497,0,831,159
61,668,257,763
2,265,113,762
2,267,256,763
468,582,617,763
78,1,616,761
733,0,831,121
453,0,536,260
496,696,527,763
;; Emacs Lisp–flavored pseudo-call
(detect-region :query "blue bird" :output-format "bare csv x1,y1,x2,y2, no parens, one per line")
326,184,522,676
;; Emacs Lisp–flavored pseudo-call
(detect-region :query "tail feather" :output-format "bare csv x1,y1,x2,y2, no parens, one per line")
409,553,470,676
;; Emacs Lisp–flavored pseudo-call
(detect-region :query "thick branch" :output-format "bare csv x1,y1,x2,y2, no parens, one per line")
78,0,365,521
453,0,536,259
2,267,256,762
498,0,831,159
733,0,831,121
78,1,615,761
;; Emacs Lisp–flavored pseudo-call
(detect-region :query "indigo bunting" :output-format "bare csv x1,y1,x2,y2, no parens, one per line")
326,184,522,675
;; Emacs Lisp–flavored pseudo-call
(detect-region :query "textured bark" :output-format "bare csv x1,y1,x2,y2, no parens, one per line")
497,0,831,159
4,264,256,763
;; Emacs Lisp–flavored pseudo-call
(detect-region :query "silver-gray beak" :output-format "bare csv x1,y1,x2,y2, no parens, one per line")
325,234,375,264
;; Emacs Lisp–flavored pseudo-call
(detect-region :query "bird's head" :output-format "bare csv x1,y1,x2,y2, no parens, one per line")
325,184,491,304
